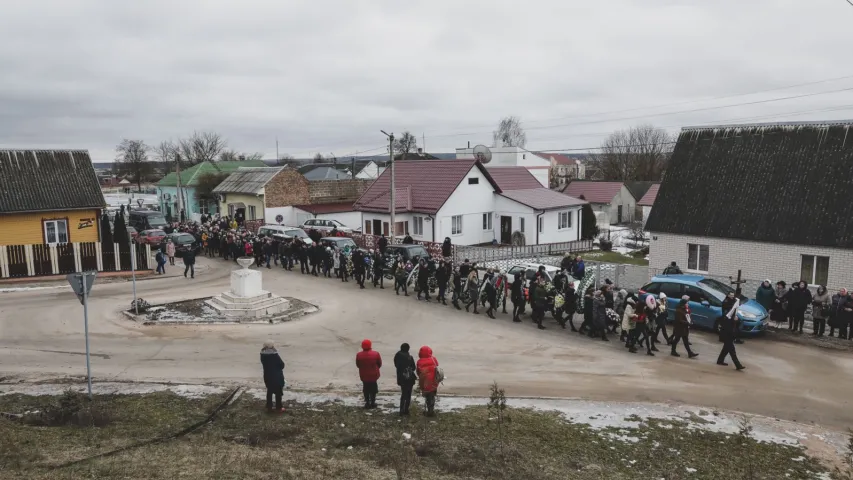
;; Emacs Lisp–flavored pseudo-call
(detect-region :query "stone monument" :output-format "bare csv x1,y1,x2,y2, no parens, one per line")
206,257,290,319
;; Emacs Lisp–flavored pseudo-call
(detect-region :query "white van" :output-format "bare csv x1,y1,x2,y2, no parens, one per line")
257,225,312,245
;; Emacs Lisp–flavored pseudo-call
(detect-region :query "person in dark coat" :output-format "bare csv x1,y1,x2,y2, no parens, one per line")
394,259,408,295
459,259,471,280
571,256,585,280
510,272,525,323
402,232,414,244
263,239,275,269
279,238,293,270
811,285,831,337
564,281,578,331
260,341,286,411
829,288,852,339
355,339,382,409
484,270,498,319
787,280,812,333
560,254,575,273
182,247,196,279
372,250,384,288
450,267,462,309
377,234,388,255
754,279,775,313
532,276,548,329
671,296,698,358
441,237,452,258
393,343,417,416
436,260,449,305
591,290,608,340
717,293,745,370
580,287,594,334
416,258,430,301
662,261,683,275
339,249,350,282
770,281,788,326
352,249,366,288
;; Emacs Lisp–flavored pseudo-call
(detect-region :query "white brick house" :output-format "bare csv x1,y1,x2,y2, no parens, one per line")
646,121,853,290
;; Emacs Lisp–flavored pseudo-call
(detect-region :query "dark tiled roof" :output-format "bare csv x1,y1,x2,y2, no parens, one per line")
561,181,624,204
637,183,660,206
624,181,657,202
645,122,853,248
213,167,283,194
354,159,499,214
293,202,356,214
0,149,105,213
499,188,586,211
487,167,543,191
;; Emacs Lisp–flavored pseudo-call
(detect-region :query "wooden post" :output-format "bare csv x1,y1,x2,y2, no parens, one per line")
729,269,746,296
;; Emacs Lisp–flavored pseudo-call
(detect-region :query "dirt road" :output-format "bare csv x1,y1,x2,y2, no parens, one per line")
1,257,851,429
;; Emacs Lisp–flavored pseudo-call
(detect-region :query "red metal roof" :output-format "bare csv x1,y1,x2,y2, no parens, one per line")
353,159,499,214
637,183,660,206
293,202,356,214
487,167,542,191
499,188,586,211
561,181,625,204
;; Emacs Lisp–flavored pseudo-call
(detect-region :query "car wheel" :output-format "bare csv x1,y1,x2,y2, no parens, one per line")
713,318,721,334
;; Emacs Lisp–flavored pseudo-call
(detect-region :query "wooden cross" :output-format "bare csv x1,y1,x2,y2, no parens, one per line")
729,269,746,296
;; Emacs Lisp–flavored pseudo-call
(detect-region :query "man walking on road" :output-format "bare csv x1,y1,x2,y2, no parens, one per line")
718,292,745,370
356,339,382,409
671,296,698,358
183,247,196,279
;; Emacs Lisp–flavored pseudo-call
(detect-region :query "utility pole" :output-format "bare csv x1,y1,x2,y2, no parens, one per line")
276,137,279,164
381,130,395,240
175,152,184,223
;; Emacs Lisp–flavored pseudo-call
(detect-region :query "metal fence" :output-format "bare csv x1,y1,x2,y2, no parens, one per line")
452,240,592,272
0,242,152,279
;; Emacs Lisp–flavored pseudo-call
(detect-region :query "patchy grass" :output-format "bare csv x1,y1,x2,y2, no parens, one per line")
0,391,831,479
579,251,649,266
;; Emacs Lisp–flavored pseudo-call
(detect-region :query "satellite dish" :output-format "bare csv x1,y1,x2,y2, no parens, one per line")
473,144,492,164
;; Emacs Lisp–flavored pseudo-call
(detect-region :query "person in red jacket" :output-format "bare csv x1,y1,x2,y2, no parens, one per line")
416,345,440,417
355,339,382,409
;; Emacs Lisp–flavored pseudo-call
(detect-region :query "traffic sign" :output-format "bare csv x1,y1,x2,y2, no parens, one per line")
66,272,97,305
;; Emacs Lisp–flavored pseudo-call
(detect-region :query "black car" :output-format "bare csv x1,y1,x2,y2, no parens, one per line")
320,237,359,253
384,244,430,263
167,233,198,257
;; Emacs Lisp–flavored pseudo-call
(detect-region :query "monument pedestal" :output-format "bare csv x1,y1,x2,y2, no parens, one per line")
205,257,290,319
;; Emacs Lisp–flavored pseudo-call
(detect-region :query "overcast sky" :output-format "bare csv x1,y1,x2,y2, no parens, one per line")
2,0,852,161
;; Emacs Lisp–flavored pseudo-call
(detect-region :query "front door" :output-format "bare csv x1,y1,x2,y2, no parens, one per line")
617,205,623,223
373,219,382,236
500,216,512,244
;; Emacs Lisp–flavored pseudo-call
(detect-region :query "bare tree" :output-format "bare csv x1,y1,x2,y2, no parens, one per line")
219,150,265,162
627,221,647,248
243,152,265,161
152,140,177,173
114,139,152,192
312,153,328,164
492,116,527,148
275,154,298,167
178,131,227,166
393,131,418,158
589,125,673,181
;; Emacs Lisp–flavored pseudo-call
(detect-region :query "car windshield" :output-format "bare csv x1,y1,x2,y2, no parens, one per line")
146,214,167,228
174,234,195,243
331,220,344,227
285,229,307,238
699,279,747,302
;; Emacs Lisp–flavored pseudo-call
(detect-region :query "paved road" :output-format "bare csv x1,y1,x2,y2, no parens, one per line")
1,257,851,429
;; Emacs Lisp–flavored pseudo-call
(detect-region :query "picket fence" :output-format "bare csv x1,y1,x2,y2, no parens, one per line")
0,242,153,279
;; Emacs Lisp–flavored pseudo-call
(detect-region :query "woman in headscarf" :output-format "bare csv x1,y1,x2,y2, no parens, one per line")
483,269,498,319
670,296,698,358
811,285,831,336
417,345,440,417
652,293,670,346
416,258,431,302
592,289,609,341
755,279,775,313
260,340,286,412
770,281,788,327
394,259,409,296
450,266,462,310
441,237,452,258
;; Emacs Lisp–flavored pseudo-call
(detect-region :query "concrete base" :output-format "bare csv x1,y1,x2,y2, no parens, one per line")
231,269,262,298
205,291,290,318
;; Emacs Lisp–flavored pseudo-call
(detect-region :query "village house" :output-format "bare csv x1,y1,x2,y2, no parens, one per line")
535,152,585,187
455,146,550,187
0,149,104,246
560,180,636,226
637,183,660,225
646,121,853,289
353,159,585,245
157,160,267,220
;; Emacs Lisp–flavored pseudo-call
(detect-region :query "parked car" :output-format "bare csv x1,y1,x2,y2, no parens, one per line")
166,233,198,257
505,263,564,286
638,274,768,335
301,218,357,233
127,226,139,241
320,237,359,253
128,210,168,232
136,229,166,247
383,244,430,263
258,225,312,245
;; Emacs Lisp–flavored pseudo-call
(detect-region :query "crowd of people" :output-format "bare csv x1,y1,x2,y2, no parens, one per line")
754,280,853,338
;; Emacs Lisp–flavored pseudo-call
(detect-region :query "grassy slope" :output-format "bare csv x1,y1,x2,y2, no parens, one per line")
0,390,831,480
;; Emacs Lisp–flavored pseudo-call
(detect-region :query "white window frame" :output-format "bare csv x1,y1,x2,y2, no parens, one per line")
538,216,543,234
687,243,710,273
800,254,830,286
451,215,463,235
482,213,492,231
248,205,256,220
412,216,424,236
558,210,572,230
44,219,69,244
520,217,525,233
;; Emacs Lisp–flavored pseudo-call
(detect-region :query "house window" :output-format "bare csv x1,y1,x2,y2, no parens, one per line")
248,205,256,220
383,222,389,236
801,255,830,286
413,216,424,236
538,216,544,233
558,211,572,229
687,243,709,272
468,177,479,185
228,204,235,217
482,213,492,230
44,219,68,244
395,221,409,236
364,221,372,235
452,215,463,235
520,217,525,233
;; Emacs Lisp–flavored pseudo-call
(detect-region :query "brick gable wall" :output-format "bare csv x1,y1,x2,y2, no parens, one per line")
308,179,371,205
264,170,309,208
